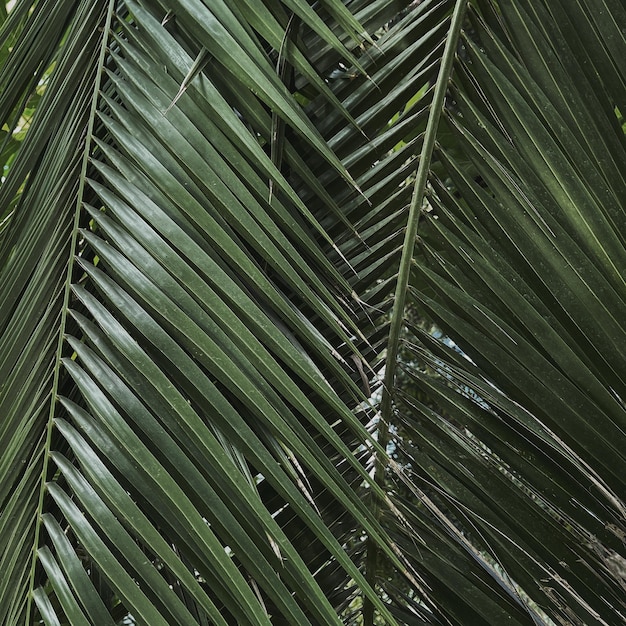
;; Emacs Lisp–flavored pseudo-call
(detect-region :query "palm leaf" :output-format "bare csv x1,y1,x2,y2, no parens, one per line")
0,1,400,623
382,1,626,624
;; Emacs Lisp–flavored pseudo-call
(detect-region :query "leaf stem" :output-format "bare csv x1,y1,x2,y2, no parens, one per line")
24,2,116,622
364,2,468,623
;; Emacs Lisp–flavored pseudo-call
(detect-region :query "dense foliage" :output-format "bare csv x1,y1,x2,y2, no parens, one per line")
1,0,625,624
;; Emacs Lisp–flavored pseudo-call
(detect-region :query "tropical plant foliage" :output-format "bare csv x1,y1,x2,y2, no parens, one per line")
1,0,625,624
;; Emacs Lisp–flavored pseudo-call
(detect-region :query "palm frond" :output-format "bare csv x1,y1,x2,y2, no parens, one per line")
387,1,626,624
0,0,402,623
